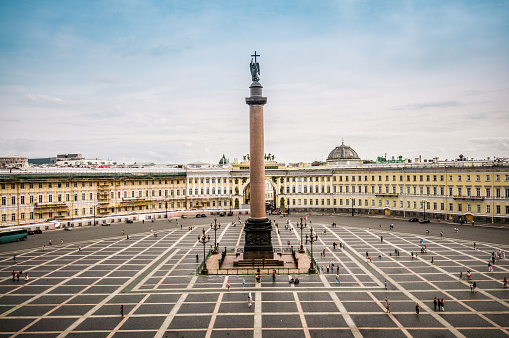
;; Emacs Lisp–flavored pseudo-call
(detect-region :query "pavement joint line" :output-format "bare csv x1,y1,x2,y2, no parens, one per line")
106,293,150,338
205,292,224,338
0,235,130,315
328,291,362,338
215,223,231,246
276,224,283,246
153,248,192,290
187,275,199,289
366,291,412,338
234,224,245,248
293,291,311,338
254,291,261,337
387,230,509,308
7,234,155,337
323,224,384,287
154,292,188,338
325,246,364,287
344,227,466,338
130,228,193,291
55,230,176,338
221,275,229,290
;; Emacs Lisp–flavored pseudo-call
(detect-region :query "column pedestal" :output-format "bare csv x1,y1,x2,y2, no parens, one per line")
243,218,274,260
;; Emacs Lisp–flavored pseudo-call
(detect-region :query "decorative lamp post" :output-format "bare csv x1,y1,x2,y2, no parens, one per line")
210,218,219,254
351,198,354,216
198,228,210,274
296,217,307,253
306,227,318,273
165,201,168,219
93,205,96,226
422,199,427,220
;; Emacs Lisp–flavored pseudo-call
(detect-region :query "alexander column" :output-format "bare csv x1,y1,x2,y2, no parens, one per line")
243,52,274,260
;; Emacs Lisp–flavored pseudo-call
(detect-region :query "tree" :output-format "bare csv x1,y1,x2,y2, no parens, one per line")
234,198,240,209
280,197,285,208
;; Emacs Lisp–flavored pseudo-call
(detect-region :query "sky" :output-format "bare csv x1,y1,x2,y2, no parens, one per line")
1,0,508,165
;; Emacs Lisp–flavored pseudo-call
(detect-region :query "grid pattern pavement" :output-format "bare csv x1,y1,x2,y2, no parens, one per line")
0,219,508,337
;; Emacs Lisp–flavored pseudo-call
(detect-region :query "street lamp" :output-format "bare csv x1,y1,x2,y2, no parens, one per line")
351,197,354,216
422,199,427,220
210,218,219,254
306,226,318,273
93,205,96,226
165,201,168,219
296,217,307,253
198,228,210,274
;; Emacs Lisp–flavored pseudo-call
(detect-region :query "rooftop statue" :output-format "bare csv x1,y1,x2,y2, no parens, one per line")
250,51,261,82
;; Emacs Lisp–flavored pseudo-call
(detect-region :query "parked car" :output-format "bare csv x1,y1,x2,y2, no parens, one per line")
101,222,111,226
219,212,226,217
126,219,133,223
419,219,430,223
34,229,43,234
181,215,187,218
227,212,234,216
28,230,35,235
408,218,419,222
201,214,206,217
64,226,73,231
195,214,202,218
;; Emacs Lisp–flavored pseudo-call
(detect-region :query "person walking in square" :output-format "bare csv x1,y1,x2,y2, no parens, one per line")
431,256,434,264
415,303,420,314
248,292,252,308
459,271,462,280
227,282,230,291
13,255,16,264
385,297,389,308
384,280,388,290
387,303,390,313
24,272,29,281
441,299,445,311
433,297,437,311
243,278,245,289
503,277,507,288
120,305,124,317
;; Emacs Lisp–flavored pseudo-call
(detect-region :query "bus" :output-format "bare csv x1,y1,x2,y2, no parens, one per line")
0,228,28,244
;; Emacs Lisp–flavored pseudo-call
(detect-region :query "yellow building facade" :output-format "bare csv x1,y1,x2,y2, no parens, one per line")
1,159,508,227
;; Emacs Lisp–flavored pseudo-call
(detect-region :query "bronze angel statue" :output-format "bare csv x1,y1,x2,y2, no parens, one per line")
250,58,260,82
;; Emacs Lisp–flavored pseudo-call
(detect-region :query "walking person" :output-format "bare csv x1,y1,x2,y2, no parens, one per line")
13,255,16,264
441,299,445,311
227,282,230,291
120,305,124,317
335,274,339,284
49,239,52,245
16,272,19,281
196,254,199,263
387,303,391,313
243,278,245,289
474,242,476,250
459,271,462,280
78,246,81,252
473,282,477,293
503,277,507,288
416,303,420,314
384,280,388,290
12,270,15,281
24,272,29,281
433,297,437,311
431,256,434,264
248,292,252,308
385,297,389,308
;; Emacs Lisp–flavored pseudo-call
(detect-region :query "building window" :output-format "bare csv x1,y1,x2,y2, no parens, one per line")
487,205,491,213
11,213,16,221
1,214,5,222
11,196,16,205
477,204,481,213
486,188,491,198
449,203,453,211
30,212,34,220
496,205,500,214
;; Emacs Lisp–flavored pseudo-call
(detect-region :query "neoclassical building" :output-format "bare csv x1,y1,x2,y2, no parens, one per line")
1,146,508,228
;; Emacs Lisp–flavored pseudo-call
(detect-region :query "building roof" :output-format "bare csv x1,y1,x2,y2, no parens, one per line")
326,139,360,162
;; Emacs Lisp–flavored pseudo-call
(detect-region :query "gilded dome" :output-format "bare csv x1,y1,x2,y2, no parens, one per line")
326,140,360,163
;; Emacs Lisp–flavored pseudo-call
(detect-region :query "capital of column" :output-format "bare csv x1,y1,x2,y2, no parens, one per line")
246,81,267,106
